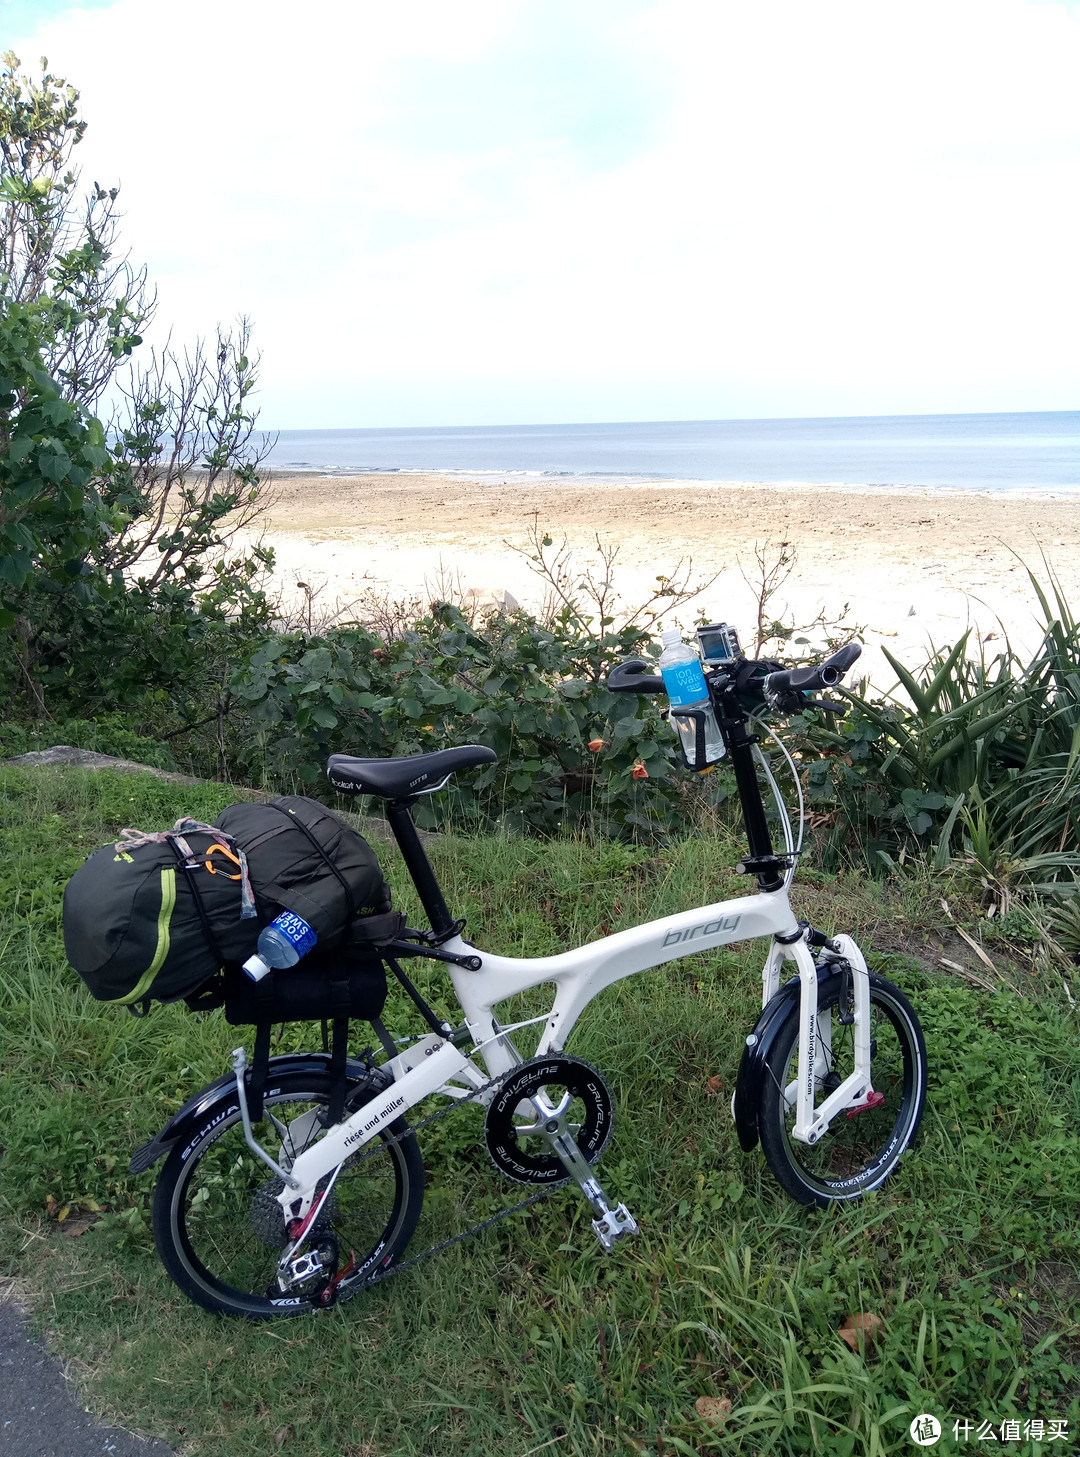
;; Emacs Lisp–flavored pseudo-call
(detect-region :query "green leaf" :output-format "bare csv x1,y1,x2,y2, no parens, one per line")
311,706,338,728
0,550,33,587
921,632,971,713
881,645,931,714
927,705,1019,769
933,791,966,870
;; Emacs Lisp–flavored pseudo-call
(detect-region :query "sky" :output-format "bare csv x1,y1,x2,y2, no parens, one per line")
3,0,1079,428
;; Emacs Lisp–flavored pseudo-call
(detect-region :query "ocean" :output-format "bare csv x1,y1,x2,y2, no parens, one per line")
257,411,1079,494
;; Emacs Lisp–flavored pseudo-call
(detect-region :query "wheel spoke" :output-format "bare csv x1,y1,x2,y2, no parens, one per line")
153,1074,424,1318
755,974,927,1205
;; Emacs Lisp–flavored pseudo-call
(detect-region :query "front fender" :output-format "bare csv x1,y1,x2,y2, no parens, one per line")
733,961,840,1152
129,1053,376,1174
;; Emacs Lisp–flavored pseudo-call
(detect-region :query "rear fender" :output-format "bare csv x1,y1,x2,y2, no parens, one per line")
733,961,840,1152
129,1053,379,1174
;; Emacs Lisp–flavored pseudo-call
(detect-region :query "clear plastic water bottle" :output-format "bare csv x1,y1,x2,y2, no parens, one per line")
242,910,317,982
658,628,726,769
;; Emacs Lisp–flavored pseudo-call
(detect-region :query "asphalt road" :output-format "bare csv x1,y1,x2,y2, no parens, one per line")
0,1299,176,1457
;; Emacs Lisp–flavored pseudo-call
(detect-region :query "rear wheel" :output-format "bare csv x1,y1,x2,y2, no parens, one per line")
152,1065,424,1318
757,972,926,1206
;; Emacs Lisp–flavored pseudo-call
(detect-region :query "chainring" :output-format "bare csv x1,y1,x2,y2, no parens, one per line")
483,1055,615,1186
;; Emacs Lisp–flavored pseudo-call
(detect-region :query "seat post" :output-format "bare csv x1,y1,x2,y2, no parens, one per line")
384,799,456,939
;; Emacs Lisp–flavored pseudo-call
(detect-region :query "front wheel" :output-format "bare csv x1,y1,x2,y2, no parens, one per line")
152,1064,424,1318
757,972,927,1207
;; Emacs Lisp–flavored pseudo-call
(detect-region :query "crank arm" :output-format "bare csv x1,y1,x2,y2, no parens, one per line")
529,1093,638,1252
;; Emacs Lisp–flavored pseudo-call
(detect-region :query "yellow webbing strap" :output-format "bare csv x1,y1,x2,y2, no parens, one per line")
107,866,177,1005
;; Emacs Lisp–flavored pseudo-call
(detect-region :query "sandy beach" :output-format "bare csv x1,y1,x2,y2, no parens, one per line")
246,473,1080,682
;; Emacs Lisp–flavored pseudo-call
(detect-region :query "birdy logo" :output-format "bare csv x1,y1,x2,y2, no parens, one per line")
662,915,741,948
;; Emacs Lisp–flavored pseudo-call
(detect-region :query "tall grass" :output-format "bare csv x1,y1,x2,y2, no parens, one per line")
2,766,1078,1455
807,565,1080,904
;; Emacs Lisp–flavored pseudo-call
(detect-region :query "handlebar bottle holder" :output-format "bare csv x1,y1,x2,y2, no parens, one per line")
667,705,716,774
607,658,724,772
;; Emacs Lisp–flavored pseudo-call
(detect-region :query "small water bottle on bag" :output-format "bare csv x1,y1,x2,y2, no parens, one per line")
658,628,726,770
243,910,317,982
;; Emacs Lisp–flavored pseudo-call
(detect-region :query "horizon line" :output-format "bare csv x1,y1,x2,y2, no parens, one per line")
258,407,1079,434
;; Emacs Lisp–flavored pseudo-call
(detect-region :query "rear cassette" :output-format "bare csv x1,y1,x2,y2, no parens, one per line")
484,1056,615,1186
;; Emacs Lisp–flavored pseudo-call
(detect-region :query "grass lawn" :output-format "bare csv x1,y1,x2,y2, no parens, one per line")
1,766,1078,1457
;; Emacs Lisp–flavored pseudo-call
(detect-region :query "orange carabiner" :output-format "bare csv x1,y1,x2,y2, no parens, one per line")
204,842,243,880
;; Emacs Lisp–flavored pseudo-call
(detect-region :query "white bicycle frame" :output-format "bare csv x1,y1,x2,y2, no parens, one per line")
276,885,874,1223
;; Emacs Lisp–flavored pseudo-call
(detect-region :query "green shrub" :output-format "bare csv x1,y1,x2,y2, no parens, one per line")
230,602,702,836
793,565,1080,895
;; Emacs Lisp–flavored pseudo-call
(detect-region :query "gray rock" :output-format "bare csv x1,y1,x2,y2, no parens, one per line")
1,747,432,842
2,746,205,783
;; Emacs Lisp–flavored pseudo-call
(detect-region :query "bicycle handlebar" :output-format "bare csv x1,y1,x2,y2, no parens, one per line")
761,642,862,699
606,642,862,703
607,659,666,694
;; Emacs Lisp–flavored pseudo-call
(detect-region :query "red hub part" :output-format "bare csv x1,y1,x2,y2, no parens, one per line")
846,1089,885,1119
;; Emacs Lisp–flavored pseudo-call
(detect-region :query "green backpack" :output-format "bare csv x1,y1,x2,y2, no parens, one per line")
63,796,392,1008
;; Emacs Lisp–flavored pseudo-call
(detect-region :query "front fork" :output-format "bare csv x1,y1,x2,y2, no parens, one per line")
774,933,875,1144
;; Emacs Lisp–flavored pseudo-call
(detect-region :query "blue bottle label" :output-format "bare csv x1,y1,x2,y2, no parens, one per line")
272,910,317,955
661,659,707,707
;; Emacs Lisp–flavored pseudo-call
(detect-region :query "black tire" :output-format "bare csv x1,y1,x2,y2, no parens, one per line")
757,972,926,1207
152,1064,424,1318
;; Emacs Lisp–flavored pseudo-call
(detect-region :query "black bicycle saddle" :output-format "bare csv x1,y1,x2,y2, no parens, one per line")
326,745,496,799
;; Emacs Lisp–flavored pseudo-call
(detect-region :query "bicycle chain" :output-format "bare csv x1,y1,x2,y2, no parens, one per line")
360,1187,552,1291
328,1059,554,1301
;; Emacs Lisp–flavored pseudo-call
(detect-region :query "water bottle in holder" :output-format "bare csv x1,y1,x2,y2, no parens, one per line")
243,910,318,982
658,628,726,770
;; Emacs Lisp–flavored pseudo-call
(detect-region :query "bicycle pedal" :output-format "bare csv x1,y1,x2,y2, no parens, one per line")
592,1203,638,1252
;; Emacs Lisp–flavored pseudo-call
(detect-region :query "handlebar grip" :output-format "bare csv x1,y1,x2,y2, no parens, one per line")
607,659,666,694
823,642,862,675
763,641,862,698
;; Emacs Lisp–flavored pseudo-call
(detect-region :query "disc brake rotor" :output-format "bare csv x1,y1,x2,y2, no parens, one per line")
484,1055,615,1186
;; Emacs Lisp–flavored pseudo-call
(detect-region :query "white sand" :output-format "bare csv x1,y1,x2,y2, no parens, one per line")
243,472,1080,683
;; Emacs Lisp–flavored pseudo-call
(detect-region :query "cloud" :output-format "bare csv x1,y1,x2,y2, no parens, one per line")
8,0,1080,423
